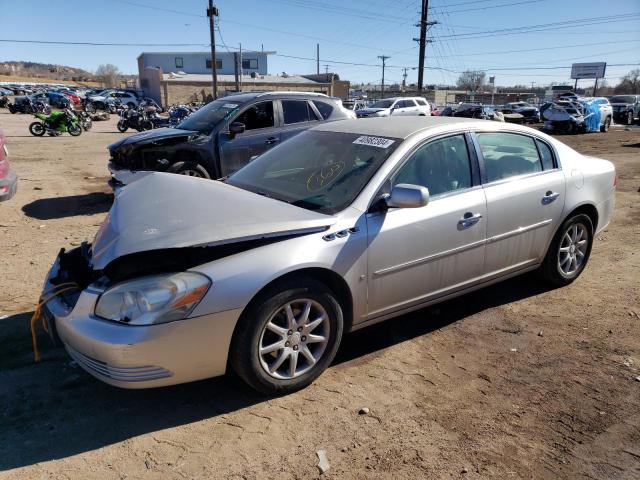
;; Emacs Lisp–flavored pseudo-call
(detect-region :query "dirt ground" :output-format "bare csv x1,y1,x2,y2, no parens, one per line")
0,110,638,480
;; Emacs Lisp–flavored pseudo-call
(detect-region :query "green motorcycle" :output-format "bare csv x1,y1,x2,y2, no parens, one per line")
29,109,82,137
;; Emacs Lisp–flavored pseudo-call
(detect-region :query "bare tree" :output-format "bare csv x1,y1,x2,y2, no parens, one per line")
614,69,640,94
95,64,121,88
456,70,487,92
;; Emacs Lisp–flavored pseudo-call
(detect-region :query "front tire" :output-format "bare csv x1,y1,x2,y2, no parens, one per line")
600,116,611,132
538,213,593,286
29,122,46,136
116,120,129,133
229,278,344,394
167,161,210,178
68,124,82,136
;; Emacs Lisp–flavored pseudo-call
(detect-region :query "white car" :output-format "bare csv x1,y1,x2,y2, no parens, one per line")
592,97,613,131
89,90,139,109
356,97,431,118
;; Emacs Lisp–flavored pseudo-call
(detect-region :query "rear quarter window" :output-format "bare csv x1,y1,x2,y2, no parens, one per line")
312,100,334,120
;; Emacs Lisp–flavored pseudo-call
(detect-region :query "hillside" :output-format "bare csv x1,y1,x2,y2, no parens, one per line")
0,61,94,82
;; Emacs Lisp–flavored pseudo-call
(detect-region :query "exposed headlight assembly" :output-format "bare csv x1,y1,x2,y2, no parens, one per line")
95,272,210,325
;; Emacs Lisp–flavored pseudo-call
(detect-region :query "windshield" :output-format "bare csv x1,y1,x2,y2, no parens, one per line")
610,96,636,103
371,99,394,108
227,130,400,214
176,98,241,134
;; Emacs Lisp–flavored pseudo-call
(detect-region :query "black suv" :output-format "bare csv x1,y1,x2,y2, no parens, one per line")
108,92,353,184
609,95,640,125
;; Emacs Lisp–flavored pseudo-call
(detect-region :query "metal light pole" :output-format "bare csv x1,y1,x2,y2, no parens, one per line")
206,0,219,100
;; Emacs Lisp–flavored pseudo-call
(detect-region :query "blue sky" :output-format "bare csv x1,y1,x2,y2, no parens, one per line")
1,0,639,87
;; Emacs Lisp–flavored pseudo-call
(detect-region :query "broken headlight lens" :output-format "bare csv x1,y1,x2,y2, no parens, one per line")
95,272,210,325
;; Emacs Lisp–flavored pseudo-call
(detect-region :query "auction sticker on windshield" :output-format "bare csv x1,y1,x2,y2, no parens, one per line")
352,136,395,148
223,103,239,109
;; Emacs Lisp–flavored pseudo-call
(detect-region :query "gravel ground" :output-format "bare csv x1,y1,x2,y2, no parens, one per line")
0,110,638,479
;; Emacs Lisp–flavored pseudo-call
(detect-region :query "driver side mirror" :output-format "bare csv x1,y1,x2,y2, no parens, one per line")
229,122,245,138
385,184,429,209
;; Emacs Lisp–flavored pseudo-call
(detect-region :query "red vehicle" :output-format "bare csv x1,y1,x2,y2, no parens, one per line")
61,92,81,105
0,128,17,201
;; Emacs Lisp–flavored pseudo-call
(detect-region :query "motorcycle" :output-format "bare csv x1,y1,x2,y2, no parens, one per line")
0,95,9,108
117,106,153,132
29,109,82,137
9,97,51,115
147,105,191,128
75,110,93,131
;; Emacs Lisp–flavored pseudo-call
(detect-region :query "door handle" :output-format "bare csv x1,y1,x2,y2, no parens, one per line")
266,137,279,145
541,191,560,205
458,212,482,229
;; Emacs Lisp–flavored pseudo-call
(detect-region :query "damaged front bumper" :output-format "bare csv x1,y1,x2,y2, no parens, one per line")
42,248,241,389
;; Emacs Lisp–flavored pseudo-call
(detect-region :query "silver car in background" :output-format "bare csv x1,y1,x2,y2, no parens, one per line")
41,117,616,393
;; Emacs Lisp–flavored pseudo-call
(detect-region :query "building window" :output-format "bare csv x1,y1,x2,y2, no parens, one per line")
206,59,223,69
242,59,258,69
175,57,183,68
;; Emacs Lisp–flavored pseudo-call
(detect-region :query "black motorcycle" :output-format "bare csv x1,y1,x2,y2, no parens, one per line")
8,96,51,115
147,105,192,128
117,106,153,132
75,110,93,131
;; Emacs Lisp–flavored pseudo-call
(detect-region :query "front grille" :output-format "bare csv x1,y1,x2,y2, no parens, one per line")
66,344,172,382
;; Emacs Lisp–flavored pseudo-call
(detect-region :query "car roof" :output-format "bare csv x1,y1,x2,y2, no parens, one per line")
311,117,477,139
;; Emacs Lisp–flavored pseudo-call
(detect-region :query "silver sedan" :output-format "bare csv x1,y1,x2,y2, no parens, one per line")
41,117,616,393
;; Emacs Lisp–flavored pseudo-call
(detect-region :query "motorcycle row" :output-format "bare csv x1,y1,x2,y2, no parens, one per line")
1,94,197,137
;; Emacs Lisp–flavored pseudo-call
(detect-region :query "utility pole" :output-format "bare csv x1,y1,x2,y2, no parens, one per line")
402,67,408,91
316,44,320,75
206,0,219,100
378,55,390,98
414,0,437,93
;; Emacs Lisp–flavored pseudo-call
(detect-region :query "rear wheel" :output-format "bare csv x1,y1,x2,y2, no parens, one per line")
140,119,153,131
29,122,46,136
168,161,210,178
538,213,593,286
230,278,344,394
600,116,611,132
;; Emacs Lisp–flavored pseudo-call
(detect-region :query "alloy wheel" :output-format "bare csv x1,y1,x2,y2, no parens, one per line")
258,299,330,380
557,223,588,276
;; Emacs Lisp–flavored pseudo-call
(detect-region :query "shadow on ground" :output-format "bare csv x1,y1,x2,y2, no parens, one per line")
0,273,551,471
22,192,113,220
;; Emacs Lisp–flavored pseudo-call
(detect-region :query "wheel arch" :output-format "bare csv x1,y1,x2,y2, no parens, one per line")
564,203,599,233
238,267,354,333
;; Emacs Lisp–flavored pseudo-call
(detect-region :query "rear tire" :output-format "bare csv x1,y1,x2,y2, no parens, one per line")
537,213,593,286
167,161,210,178
29,122,46,136
229,278,344,394
600,116,611,132
140,119,153,131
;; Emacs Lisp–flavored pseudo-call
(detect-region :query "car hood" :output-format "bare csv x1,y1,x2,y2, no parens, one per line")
91,172,336,270
108,127,199,151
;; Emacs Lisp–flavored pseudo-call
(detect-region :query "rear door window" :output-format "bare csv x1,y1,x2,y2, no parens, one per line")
477,133,542,182
282,100,313,124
